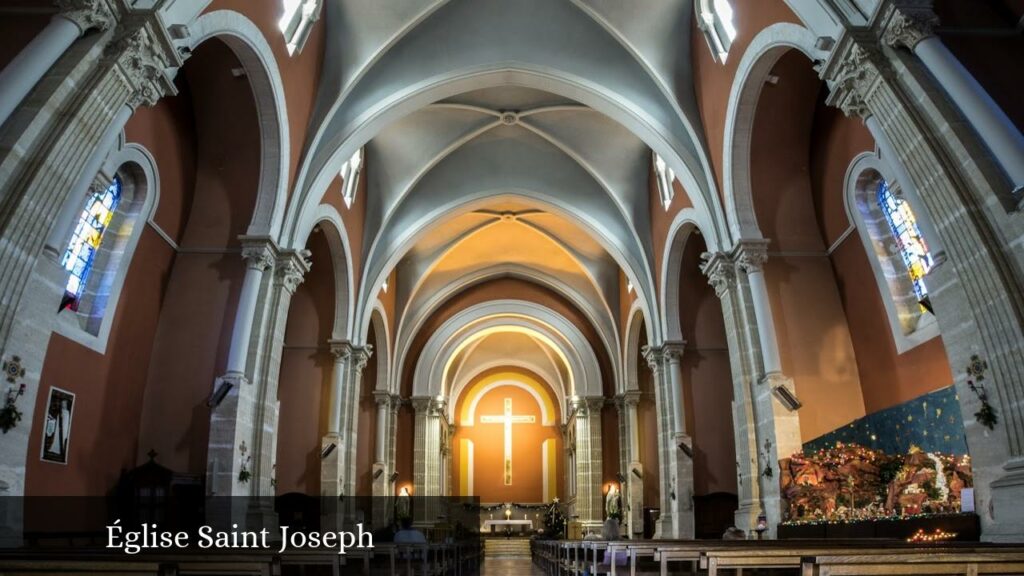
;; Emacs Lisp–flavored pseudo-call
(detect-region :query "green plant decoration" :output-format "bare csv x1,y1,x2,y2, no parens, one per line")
0,383,25,433
966,355,998,431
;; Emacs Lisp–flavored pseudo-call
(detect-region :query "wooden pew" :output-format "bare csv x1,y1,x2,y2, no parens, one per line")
802,550,1024,575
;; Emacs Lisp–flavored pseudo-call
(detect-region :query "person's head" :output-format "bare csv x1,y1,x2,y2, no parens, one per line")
722,526,746,540
601,518,620,540
400,517,413,530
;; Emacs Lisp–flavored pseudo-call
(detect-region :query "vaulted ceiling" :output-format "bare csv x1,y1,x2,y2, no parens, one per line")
289,0,722,375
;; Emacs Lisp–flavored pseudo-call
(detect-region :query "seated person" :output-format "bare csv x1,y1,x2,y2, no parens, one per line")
722,526,747,540
601,519,627,566
394,517,427,560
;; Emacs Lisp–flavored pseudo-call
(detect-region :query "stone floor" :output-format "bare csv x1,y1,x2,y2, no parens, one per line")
479,558,545,575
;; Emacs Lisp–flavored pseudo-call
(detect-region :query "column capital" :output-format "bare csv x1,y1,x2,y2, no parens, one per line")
373,390,395,408
881,1,938,51
663,340,686,362
700,251,736,299
821,35,885,120
410,396,433,413
732,238,771,274
276,249,312,294
641,344,665,372
103,15,181,110
240,236,276,272
55,0,116,33
617,390,642,409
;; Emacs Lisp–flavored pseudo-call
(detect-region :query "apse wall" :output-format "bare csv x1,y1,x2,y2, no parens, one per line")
451,369,563,503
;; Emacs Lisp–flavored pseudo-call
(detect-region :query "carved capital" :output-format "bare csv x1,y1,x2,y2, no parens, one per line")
104,16,180,109
619,390,641,409
372,389,391,407
641,345,665,372
733,239,770,274
822,37,884,120
351,345,373,374
882,2,938,50
240,236,275,272
55,0,116,33
663,341,685,363
276,249,311,294
700,251,736,299
410,397,433,413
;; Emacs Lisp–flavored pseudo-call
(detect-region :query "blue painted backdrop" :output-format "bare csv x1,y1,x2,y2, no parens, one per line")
803,386,968,456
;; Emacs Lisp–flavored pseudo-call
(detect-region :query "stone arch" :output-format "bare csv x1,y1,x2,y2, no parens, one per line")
291,204,354,342
622,300,647,393
722,22,826,241
370,301,391,393
187,10,290,238
411,300,603,400
660,207,719,343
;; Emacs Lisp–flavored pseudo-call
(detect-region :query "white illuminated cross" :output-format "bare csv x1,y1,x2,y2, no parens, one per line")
480,398,535,485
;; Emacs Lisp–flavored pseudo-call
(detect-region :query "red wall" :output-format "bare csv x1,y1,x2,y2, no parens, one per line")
809,92,953,416
679,234,737,496
275,231,335,495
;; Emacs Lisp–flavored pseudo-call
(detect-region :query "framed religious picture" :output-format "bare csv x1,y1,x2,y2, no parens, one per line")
40,387,75,465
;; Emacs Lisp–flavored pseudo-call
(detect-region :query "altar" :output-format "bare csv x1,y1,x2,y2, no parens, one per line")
481,519,533,533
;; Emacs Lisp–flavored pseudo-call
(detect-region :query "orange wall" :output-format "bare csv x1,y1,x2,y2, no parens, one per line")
354,323,378,497
276,231,335,495
635,326,661,509
678,234,737,496
749,49,865,442
452,383,561,503
137,39,260,475
691,0,801,201
26,51,199,495
809,90,953,416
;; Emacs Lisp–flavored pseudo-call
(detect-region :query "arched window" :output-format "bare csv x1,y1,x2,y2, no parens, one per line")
60,177,122,311
53,143,157,351
340,148,364,208
697,0,738,62
654,152,676,210
279,0,322,55
845,152,940,353
876,178,934,313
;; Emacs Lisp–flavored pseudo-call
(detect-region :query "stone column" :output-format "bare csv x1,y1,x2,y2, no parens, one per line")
224,238,276,379
412,396,445,524
643,345,694,539
0,0,115,130
882,1,1024,195
823,25,1024,540
616,391,644,537
342,344,372,497
573,397,604,531
320,340,349,501
732,241,801,535
701,252,763,532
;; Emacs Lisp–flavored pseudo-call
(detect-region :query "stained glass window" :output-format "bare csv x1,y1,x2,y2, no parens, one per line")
654,152,675,209
60,177,122,310
877,179,933,313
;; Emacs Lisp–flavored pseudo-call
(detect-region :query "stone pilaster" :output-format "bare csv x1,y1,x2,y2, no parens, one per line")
616,391,644,537
572,397,604,530
643,345,694,538
822,20,1024,540
411,396,446,524
701,251,764,533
